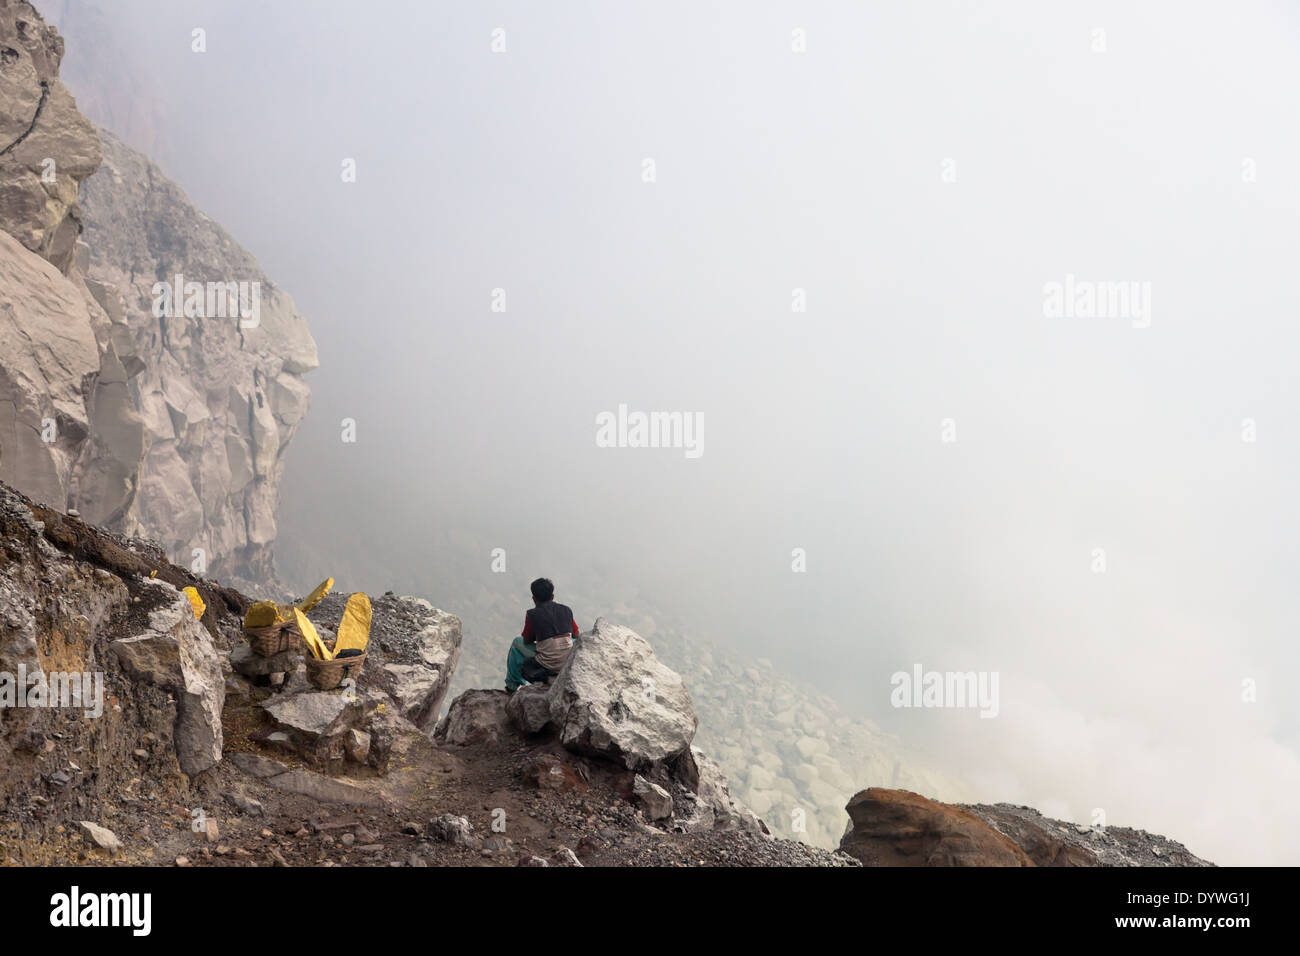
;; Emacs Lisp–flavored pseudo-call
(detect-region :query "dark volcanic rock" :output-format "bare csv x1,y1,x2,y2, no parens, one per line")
840,789,1213,867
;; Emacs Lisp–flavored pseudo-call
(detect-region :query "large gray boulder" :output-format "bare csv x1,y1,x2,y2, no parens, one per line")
111,582,224,775
547,618,698,769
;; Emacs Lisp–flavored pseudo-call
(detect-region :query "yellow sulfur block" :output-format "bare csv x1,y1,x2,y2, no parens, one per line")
244,600,280,629
334,592,371,654
294,608,332,660
182,586,206,621
297,577,334,613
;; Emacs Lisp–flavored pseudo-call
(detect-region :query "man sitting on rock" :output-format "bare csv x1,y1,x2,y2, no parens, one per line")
505,577,579,693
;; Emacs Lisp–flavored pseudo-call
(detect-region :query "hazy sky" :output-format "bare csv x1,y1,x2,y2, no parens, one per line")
41,0,1300,865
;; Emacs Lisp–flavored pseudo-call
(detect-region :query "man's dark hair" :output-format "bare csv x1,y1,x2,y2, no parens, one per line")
530,578,555,602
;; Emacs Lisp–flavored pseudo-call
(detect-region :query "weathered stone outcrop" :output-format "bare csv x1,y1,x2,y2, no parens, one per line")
110,580,224,775
840,788,1034,866
839,788,1213,867
0,478,237,802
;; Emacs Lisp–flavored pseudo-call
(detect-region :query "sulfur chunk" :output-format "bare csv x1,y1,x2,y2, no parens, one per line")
334,593,371,654
183,586,206,620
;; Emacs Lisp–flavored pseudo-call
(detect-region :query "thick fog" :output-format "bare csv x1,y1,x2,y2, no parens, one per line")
40,0,1300,865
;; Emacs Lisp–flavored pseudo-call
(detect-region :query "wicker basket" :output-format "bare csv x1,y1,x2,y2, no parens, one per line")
244,620,302,657
305,649,367,690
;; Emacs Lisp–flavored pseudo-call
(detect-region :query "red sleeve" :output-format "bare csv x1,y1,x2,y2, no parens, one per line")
572,620,580,637
521,614,534,643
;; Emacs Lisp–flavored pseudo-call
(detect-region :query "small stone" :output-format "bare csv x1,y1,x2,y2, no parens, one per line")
175,856,191,867
427,814,479,849
344,729,371,763
224,792,265,816
632,774,674,821
552,847,583,867
78,821,121,852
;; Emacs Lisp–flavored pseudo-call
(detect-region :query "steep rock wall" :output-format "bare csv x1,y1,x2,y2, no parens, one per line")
0,1,316,590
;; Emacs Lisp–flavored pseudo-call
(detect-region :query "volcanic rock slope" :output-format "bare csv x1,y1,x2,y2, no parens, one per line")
0,476,857,867
0,476,1211,867
0,0,316,592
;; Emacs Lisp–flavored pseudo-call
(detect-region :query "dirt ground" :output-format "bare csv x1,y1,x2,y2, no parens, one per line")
7,687,854,868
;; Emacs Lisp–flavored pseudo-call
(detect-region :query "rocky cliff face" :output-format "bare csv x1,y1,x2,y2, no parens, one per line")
0,1,316,591
1,1,106,507
75,128,317,589
0,0,99,271
34,0,167,168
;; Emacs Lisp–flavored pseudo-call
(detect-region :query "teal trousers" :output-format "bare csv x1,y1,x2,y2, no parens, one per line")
505,636,535,692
